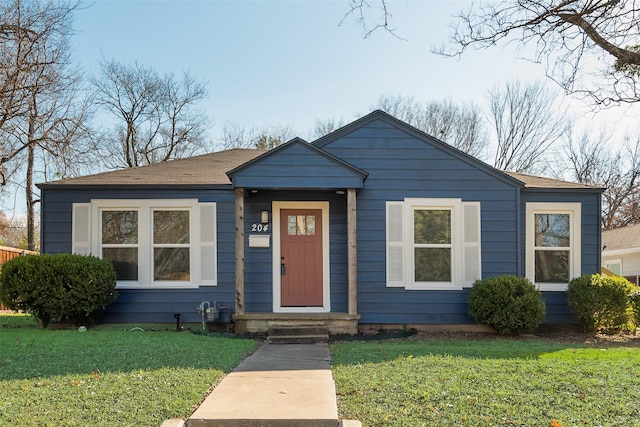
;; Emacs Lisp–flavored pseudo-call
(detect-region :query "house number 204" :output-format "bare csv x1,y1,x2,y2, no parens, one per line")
251,224,269,232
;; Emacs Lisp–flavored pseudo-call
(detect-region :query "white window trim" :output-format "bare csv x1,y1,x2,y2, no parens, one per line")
405,198,462,290
386,198,481,291
526,202,581,291
82,199,215,289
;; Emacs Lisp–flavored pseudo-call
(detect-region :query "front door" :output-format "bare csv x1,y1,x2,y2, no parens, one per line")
280,209,323,306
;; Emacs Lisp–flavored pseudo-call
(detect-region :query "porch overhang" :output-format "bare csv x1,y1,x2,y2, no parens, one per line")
228,143,363,329
232,187,360,322
226,137,368,190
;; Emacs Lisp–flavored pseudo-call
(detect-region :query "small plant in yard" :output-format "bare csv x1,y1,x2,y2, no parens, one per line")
467,275,546,334
567,274,637,333
0,253,117,327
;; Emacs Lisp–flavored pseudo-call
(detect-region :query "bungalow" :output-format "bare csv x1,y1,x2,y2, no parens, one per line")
37,110,603,333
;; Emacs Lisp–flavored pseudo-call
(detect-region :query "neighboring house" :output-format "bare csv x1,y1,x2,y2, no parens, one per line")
37,111,603,333
602,224,640,286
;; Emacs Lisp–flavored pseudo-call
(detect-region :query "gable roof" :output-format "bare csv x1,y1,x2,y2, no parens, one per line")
313,110,525,188
314,110,603,191
37,111,600,192
37,149,264,188
226,137,368,189
602,224,640,252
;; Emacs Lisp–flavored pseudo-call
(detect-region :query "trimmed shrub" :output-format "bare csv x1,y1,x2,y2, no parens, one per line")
0,253,117,327
628,289,640,331
567,274,635,333
467,275,546,334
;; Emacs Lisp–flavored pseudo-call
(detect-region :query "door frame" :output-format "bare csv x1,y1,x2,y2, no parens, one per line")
272,201,331,313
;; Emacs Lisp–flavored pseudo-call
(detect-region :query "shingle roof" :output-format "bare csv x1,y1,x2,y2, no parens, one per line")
37,137,600,192
502,171,604,190
37,149,265,187
602,224,640,252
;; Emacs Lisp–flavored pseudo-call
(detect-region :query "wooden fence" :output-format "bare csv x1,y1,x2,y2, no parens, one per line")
0,246,39,310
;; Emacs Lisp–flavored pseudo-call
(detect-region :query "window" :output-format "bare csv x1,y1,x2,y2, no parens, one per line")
153,210,190,281
101,210,139,281
72,200,216,288
604,260,622,276
413,209,452,282
526,202,581,290
287,214,315,235
386,198,481,290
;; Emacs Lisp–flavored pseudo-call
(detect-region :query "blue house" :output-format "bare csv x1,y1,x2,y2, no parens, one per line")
38,111,603,333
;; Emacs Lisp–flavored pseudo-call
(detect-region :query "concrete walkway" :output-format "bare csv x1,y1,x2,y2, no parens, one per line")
183,342,357,427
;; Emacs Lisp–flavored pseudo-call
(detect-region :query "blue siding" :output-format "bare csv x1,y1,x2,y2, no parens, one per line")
240,190,349,313
40,187,238,323
519,190,602,323
319,119,522,324
230,142,365,189
519,190,601,277
39,113,602,327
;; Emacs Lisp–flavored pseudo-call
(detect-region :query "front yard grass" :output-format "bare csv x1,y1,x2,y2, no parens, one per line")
0,314,257,426
331,336,640,427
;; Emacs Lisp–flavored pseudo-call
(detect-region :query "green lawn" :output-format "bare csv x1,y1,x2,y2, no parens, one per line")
0,314,257,426
331,337,640,427
4,315,640,427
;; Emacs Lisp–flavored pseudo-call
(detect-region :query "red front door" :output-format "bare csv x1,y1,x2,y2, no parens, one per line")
280,209,323,307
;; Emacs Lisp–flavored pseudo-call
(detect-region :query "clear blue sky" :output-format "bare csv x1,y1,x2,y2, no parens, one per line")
69,0,637,139
1,0,638,217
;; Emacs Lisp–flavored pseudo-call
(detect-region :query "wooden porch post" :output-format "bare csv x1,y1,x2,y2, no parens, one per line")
235,188,245,315
347,188,358,315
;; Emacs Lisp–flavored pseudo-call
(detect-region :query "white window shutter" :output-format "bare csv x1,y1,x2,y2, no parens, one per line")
72,203,91,255
462,202,481,286
386,201,404,287
199,203,217,285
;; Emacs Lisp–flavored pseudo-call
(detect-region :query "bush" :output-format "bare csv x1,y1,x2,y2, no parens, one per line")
567,274,636,333
628,289,640,331
467,275,546,334
0,253,117,327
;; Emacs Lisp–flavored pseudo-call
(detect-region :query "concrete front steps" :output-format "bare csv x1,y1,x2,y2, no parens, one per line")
267,326,329,344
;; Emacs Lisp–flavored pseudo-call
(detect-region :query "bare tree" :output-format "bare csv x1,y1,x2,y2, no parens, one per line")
0,210,8,238
565,130,640,229
373,95,489,159
218,122,295,150
0,212,37,250
489,81,571,174
441,0,640,106
0,1,39,137
255,135,283,150
311,117,346,139
0,0,92,250
344,1,640,105
91,59,211,169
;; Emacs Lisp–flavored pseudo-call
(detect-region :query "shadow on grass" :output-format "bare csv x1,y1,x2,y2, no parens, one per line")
0,314,258,381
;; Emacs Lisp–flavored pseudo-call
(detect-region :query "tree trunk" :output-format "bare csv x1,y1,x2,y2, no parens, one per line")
26,139,35,251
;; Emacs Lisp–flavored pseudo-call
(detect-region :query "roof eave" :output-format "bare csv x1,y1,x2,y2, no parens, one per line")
37,183,234,190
